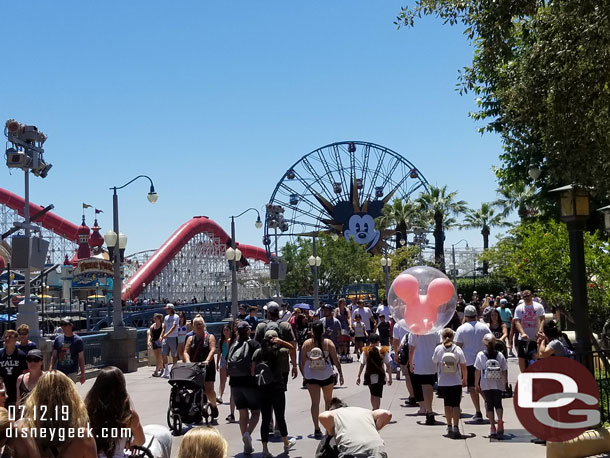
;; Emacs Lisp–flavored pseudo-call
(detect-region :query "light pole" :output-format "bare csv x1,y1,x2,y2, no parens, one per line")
307,234,322,309
226,208,263,320
104,175,157,329
451,239,469,289
380,253,392,296
551,185,592,358
5,119,52,342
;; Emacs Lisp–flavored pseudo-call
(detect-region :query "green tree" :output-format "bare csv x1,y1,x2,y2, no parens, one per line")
494,182,541,222
280,234,372,297
461,202,511,274
416,185,468,272
377,198,427,248
396,0,610,209
481,220,610,333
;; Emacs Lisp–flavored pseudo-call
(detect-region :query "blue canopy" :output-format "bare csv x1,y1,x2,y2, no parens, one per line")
0,314,17,322
293,303,312,310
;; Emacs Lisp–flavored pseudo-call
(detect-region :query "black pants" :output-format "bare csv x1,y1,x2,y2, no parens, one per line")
260,381,288,442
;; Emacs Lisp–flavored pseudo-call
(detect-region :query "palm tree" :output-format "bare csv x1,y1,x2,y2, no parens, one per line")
377,198,423,249
416,186,468,272
494,182,538,222
461,202,511,275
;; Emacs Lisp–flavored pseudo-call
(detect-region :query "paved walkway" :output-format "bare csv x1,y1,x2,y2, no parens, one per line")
76,357,546,458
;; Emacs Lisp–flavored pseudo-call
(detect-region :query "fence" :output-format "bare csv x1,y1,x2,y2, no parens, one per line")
81,333,107,370
574,350,610,425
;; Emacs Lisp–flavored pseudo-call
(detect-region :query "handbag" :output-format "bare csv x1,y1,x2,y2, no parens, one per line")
314,435,339,458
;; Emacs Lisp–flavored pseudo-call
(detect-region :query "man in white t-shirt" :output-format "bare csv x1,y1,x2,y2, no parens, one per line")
454,305,490,421
355,300,376,333
408,330,441,424
376,301,391,321
392,320,416,406
513,289,545,372
161,304,180,378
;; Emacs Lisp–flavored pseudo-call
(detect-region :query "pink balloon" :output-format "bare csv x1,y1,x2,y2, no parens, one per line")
394,274,455,335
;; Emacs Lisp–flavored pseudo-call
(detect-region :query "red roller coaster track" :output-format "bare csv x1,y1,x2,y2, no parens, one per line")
0,188,268,300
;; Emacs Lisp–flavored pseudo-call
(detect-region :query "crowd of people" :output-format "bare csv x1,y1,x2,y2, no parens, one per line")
0,288,574,457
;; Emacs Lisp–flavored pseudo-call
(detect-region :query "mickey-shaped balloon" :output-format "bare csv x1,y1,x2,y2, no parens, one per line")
388,266,457,335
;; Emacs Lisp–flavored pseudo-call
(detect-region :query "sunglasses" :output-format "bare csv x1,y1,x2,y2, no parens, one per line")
523,294,532,298
18,332,28,336
26,358,42,363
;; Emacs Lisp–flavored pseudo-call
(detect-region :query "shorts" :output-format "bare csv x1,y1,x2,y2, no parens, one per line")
162,337,178,356
219,357,227,370
412,373,436,386
152,340,162,350
517,339,537,359
368,383,384,398
439,385,462,407
355,337,367,344
338,334,351,344
232,386,261,411
305,375,335,387
483,389,503,411
466,365,476,388
177,335,187,345
204,361,216,382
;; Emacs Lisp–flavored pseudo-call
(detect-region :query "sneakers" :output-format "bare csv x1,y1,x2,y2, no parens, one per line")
152,370,161,377
243,432,254,454
274,429,281,438
161,366,170,378
490,425,497,436
226,414,235,423
211,405,219,419
472,412,483,421
447,426,454,438
453,426,462,439
314,429,323,438
284,437,297,452
217,397,224,404
425,413,435,425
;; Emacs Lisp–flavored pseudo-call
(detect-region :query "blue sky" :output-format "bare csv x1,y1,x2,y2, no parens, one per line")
1,1,506,257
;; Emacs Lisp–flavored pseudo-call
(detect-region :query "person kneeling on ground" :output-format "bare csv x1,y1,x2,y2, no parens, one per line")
177,426,228,458
318,397,391,458
86,366,172,458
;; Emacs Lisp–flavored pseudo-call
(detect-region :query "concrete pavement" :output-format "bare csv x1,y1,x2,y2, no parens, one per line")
76,356,546,458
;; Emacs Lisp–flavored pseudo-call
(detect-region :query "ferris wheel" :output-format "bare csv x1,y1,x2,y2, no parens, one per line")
264,141,430,256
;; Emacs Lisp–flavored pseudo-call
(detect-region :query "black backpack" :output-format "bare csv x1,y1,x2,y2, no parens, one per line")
227,340,254,377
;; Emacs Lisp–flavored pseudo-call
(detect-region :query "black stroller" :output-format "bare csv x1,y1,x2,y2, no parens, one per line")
167,362,210,433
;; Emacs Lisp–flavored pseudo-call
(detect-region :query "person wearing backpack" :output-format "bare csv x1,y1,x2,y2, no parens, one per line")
227,320,261,454
432,328,467,438
356,333,393,410
537,320,575,359
252,330,297,457
474,334,508,437
301,321,345,438
254,301,299,382
409,330,441,425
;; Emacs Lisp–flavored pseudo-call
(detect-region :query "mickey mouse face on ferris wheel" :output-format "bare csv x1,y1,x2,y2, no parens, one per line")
343,214,380,250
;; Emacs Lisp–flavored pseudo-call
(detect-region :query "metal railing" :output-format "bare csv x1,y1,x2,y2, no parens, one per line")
575,350,610,424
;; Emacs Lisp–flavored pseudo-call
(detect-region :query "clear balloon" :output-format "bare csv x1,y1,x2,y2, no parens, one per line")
388,266,457,335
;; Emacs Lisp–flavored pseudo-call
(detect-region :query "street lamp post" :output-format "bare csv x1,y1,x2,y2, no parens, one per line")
451,239,469,289
380,253,392,295
226,208,263,320
550,185,592,358
104,175,157,329
308,234,322,309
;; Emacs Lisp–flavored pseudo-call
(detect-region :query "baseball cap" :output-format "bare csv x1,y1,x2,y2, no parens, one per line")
26,349,43,361
464,305,477,317
499,298,508,305
482,333,495,345
60,317,73,326
264,330,278,340
266,301,280,314
165,303,175,310
237,320,250,330
323,304,333,310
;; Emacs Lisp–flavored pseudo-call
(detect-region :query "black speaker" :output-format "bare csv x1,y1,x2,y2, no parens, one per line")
11,236,49,270
270,261,287,280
